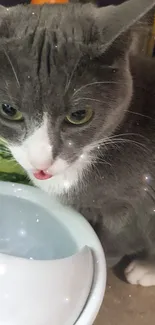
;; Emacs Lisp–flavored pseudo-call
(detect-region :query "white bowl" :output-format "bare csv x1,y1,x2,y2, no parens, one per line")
0,181,106,325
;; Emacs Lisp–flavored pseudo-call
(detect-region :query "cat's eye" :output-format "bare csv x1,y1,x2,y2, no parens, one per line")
0,104,23,121
65,108,93,125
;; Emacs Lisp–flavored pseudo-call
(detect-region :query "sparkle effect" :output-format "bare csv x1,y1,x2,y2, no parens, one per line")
80,154,85,160
143,174,152,184
67,141,73,147
63,180,71,190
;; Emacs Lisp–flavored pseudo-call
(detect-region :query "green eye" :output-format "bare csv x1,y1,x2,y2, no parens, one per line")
0,104,23,121
65,107,93,125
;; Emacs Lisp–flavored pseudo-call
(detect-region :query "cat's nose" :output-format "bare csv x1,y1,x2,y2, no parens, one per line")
28,144,53,171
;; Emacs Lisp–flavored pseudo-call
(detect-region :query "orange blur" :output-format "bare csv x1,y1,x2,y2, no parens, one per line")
31,0,69,3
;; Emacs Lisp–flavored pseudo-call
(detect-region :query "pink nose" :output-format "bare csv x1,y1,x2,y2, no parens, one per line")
33,170,52,180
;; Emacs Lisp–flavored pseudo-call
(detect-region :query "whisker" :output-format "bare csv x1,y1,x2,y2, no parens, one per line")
73,97,107,104
65,57,81,94
88,133,150,157
72,81,120,98
95,158,112,167
3,49,20,88
4,82,19,104
103,132,149,142
100,139,149,154
103,136,147,146
127,110,153,120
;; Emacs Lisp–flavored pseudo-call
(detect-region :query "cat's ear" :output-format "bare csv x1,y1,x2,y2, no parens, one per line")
93,0,155,51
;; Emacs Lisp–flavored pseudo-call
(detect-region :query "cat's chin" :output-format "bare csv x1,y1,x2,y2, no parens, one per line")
29,168,77,196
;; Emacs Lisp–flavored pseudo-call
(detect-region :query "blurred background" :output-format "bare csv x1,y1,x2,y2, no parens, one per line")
0,0,127,6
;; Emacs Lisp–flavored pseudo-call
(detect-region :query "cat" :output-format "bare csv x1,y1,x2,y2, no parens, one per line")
0,0,155,286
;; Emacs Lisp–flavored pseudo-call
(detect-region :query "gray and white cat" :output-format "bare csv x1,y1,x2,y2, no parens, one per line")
0,0,155,286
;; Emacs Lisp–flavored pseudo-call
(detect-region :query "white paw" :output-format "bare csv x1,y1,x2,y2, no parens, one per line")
125,260,155,287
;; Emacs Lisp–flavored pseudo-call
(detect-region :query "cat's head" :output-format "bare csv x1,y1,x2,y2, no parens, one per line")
0,1,154,192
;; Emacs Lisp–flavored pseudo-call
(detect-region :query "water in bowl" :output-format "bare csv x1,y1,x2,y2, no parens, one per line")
0,195,77,260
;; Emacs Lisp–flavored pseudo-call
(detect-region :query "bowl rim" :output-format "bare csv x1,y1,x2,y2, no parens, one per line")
0,181,106,325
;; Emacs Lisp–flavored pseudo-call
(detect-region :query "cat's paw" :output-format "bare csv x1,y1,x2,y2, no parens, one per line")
125,260,155,287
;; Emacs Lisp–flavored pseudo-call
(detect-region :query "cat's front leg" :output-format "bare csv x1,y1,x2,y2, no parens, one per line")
125,260,155,287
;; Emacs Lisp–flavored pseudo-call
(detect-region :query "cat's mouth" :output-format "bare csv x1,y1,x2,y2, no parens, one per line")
33,170,53,180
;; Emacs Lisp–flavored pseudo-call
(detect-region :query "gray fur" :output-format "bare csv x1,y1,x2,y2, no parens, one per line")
0,1,155,267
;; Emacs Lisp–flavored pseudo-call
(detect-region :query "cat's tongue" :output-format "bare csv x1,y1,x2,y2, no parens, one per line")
33,170,52,180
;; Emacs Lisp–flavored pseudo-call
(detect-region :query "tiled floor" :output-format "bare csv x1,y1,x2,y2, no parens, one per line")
94,270,155,325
